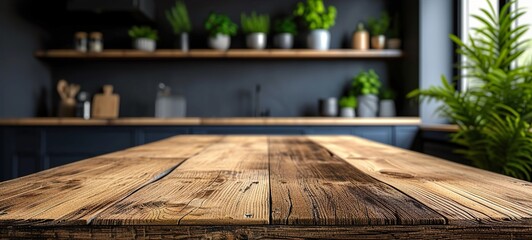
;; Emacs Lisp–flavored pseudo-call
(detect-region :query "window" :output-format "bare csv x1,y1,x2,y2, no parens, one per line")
516,0,532,66
459,0,499,91
460,0,532,90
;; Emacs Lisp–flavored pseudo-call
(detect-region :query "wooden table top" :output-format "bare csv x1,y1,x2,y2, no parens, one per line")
1,135,531,239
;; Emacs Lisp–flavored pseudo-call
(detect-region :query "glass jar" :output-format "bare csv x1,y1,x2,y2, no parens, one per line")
74,32,88,52
89,32,103,52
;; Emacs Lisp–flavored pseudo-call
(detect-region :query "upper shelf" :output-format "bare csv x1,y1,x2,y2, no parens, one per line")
34,49,403,60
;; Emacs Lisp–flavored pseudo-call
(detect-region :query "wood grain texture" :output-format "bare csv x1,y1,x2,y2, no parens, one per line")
0,135,531,239
269,136,445,225
309,135,532,225
92,136,270,225
3,225,532,240
0,136,220,225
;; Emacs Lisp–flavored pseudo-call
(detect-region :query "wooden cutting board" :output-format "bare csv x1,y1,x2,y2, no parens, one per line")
92,85,119,119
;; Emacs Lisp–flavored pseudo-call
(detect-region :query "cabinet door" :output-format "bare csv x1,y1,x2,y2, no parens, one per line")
10,128,44,178
394,126,419,149
143,127,189,143
191,127,306,135
304,127,354,135
353,127,393,145
12,154,41,178
46,127,134,155
47,154,93,168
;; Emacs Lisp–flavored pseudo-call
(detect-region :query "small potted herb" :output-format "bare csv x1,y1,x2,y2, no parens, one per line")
339,95,357,118
367,12,390,49
241,12,270,50
128,26,158,52
379,88,396,117
166,1,192,52
273,17,297,49
352,69,381,117
204,12,238,51
387,14,401,49
294,0,337,50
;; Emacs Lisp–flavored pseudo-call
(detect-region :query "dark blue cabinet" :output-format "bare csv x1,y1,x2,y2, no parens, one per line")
0,125,419,181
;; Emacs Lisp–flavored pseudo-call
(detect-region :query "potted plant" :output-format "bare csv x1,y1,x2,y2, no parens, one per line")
273,17,297,49
204,12,238,51
352,69,381,117
387,14,401,49
367,12,389,49
128,26,158,52
339,95,357,118
241,12,270,50
293,0,337,50
166,0,192,52
379,88,396,117
409,1,532,180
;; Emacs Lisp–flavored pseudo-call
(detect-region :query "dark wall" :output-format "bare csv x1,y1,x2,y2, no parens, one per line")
0,0,52,118
51,60,390,117
2,0,419,118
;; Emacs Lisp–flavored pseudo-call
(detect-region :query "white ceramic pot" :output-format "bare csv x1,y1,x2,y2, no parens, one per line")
209,34,231,51
387,38,401,49
371,35,386,49
134,38,156,52
274,33,294,49
246,33,267,50
357,94,379,118
379,100,396,117
180,33,189,52
307,29,331,50
340,107,356,118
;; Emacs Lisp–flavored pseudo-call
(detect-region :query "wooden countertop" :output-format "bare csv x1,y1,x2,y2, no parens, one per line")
0,135,530,239
0,117,421,126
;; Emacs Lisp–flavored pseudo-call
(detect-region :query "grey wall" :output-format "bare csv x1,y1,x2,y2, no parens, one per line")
51,60,389,117
0,0,52,118
419,0,454,124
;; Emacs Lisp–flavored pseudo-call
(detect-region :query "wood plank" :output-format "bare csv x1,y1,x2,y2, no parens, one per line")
269,136,445,225
92,136,270,225
309,135,532,225
34,49,403,59
0,136,221,225
3,224,532,240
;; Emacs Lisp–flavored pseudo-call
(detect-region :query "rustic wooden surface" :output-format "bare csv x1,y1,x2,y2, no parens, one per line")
0,135,531,239
0,117,420,126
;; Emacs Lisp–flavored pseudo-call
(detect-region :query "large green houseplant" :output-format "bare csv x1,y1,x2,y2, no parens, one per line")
409,0,532,180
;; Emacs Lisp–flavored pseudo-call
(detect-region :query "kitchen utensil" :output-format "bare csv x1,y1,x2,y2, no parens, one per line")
92,85,120,119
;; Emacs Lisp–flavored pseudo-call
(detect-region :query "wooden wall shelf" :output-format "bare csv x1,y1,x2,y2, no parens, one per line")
35,49,403,59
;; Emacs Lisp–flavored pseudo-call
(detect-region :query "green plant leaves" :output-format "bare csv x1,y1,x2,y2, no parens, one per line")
128,26,158,40
352,69,381,96
241,12,270,34
166,1,192,34
293,0,336,30
205,12,238,37
274,17,297,35
368,12,390,36
409,0,532,181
